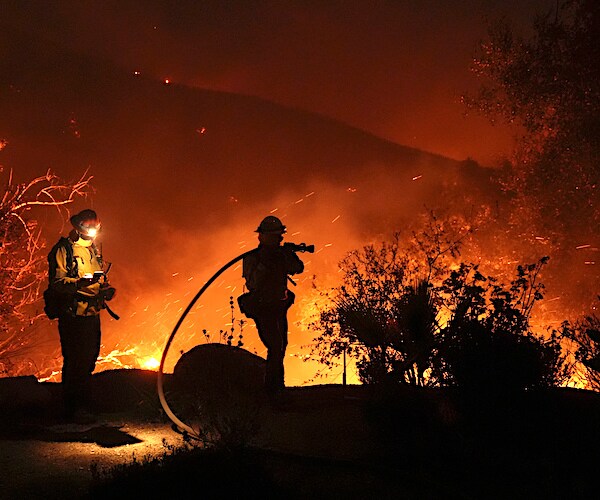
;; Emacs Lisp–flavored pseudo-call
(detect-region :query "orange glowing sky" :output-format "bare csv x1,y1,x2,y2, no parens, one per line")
2,0,557,164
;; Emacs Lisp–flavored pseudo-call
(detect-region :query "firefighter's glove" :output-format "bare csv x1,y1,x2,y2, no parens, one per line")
100,285,116,301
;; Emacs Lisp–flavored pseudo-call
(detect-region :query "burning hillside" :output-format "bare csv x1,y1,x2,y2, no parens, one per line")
0,30,596,384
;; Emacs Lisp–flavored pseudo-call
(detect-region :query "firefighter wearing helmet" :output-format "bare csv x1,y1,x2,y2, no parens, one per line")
46,209,116,422
241,216,304,395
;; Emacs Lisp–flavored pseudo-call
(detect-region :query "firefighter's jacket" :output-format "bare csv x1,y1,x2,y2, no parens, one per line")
52,237,104,316
243,244,304,302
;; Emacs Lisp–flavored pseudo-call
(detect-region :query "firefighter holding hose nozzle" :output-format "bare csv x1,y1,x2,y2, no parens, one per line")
239,216,313,396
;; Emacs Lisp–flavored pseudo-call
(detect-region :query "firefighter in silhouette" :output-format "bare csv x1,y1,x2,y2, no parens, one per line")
241,216,304,395
45,209,116,421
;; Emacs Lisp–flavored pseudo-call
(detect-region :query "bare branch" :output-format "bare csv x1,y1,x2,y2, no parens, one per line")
0,168,93,376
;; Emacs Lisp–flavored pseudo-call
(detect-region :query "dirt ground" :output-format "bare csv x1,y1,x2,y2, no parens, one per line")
0,419,181,499
2,364,600,499
0,371,378,499
0,371,183,498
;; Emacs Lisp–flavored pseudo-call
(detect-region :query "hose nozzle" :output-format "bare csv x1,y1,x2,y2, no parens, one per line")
284,242,315,253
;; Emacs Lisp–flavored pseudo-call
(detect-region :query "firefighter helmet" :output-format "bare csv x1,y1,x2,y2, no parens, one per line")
70,209,101,237
255,216,286,234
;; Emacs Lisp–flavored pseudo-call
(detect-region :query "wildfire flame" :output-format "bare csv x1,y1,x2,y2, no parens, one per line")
6,183,593,388
140,356,161,370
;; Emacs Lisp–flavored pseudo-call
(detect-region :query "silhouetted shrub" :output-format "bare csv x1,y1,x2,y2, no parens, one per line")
312,226,569,390
90,441,281,498
434,258,568,392
310,223,464,387
439,320,565,392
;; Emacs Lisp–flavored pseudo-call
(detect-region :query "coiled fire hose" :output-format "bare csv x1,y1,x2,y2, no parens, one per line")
157,249,257,439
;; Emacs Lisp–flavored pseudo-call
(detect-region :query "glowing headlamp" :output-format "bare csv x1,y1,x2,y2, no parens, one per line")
80,223,100,238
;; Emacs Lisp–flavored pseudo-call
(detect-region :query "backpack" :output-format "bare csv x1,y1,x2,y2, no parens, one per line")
43,237,78,319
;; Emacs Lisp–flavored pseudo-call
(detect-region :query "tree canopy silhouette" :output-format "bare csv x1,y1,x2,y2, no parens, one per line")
463,0,599,251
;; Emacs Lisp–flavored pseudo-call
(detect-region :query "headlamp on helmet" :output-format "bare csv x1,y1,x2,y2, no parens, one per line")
79,222,101,238
70,209,101,239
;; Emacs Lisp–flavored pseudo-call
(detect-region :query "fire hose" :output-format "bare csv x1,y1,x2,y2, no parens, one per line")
157,249,257,440
157,243,314,440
